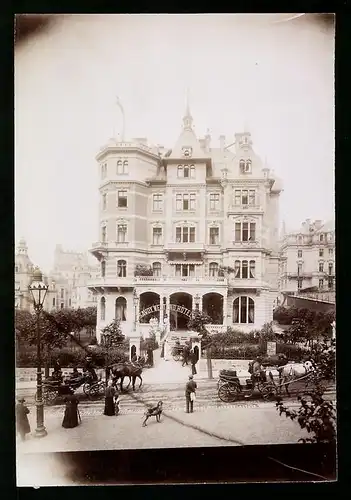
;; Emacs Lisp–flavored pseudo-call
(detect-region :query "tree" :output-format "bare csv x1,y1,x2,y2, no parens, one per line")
100,319,126,347
134,264,153,276
276,339,336,443
283,318,308,344
187,310,212,339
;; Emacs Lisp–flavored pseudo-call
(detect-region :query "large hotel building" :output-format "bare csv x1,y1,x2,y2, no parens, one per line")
88,105,283,345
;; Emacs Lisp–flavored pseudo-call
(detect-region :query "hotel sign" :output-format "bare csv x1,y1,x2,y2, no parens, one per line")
139,303,194,320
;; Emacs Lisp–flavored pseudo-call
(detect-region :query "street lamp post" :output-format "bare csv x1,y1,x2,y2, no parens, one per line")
28,268,49,438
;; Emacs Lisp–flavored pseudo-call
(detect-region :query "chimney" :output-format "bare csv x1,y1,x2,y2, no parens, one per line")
314,220,323,230
219,135,226,151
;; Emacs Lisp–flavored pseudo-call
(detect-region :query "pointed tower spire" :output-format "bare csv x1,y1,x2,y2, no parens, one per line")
183,88,193,130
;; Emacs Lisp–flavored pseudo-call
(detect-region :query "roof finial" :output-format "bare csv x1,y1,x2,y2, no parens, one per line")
183,88,193,130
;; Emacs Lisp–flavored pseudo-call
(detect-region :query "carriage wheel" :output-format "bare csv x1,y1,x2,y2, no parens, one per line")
258,382,278,400
88,382,104,400
218,382,240,403
83,383,91,395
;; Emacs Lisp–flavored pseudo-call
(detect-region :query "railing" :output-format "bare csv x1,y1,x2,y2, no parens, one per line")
231,241,259,248
135,276,226,283
91,241,108,249
164,242,205,251
227,278,262,288
228,204,262,212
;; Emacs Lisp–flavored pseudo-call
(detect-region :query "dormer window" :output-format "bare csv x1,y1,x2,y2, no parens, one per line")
244,160,252,172
239,159,251,173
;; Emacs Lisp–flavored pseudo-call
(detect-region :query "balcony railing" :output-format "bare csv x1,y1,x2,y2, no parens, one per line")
87,277,132,288
164,242,205,251
228,204,262,213
228,278,262,288
231,240,259,248
135,275,226,283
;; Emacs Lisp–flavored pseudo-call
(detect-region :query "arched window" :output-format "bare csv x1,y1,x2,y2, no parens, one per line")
319,234,324,242
152,262,162,277
177,165,183,178
184,165,189,178
298,235,303,244
190,165,195,178
100,297,106,320
101,260,106,278
245,160,252,172
117,260,127,277
101,225,107,243
233,297,255,324
115,297,127,321
249,260,255,278
123,160,128,173
209,262,219,277
239,159,245,172
234,260,241,278
241,260,248,279
117,160,123,174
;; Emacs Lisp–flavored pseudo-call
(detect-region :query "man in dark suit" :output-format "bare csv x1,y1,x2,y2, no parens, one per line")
185,375,197,413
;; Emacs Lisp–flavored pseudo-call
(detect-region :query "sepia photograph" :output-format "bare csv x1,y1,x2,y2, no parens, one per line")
14,13,336,486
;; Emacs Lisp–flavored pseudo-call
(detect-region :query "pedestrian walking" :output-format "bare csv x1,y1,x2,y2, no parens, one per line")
185,375,197,413
182,345,189,366
16,398,31,441
104,380,117,416
190,349,197,375
62,393,80,428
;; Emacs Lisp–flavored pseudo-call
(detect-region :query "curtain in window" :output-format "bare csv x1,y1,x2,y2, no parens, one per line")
241,296,247,323
242,261,248,279
248,298,254,323
100,297,106,320
115,298,127,321
249,260,255,278
234,260,241,278
233,298,239,323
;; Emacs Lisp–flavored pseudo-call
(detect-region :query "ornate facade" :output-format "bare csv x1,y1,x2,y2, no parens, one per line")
88,105,283,343
279,219,335,294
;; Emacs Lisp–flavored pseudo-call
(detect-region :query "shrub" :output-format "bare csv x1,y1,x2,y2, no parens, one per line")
211,344,263,359
276,343,309,362
134,264,153,276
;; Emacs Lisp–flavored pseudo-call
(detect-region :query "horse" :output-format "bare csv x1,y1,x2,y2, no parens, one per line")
106,363,143,392
277,360,314,397
260,354,288,368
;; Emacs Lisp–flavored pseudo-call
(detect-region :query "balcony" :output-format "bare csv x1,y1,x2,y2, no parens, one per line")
231,240,260,249
87,277,133,291
164,242,205,252
227,204,262,214
228,278,263,289
134,275,226,285
90,241,109,258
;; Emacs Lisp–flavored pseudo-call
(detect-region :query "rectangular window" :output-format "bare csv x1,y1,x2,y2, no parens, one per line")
176,194,182,211
117,224,127,243
329,248,333,256
52,298,56,307
235,223,241,241
242,261,248,279
189,193,196,210
153,227,162,245
102,193,107,211
328,263,333,275
249,190,256,205
298,278,303,290
319,248,324,257
69,298,71,307
209,227,219,245
176,193,196,211
176,226,195,243
117,190,128,208
153,193,163,211
319,279,324,289
61,302,64,309
249,223,256,241
242,222,249,241
298,263,302,275
209,193,220,210
183,194,189,210
175,264,195,277
241,190,248,205
60,288,64,299
235,190,241,206
328,278,334,289
319,262,324,272
298,250,302,258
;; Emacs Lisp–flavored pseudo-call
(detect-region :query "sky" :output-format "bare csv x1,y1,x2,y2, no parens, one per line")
15,14,335,273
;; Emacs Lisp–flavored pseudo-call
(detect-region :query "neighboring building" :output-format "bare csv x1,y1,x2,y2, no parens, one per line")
88,103,283,344
279,219,335,294
49,245,99,311
15,238,35,310
15,240,99,312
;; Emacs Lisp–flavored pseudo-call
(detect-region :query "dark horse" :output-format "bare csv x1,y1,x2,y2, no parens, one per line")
106,362,143,392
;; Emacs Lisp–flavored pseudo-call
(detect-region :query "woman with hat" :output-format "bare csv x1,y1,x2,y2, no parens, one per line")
103,379,118,416
16,398,31,441
62,393,80,428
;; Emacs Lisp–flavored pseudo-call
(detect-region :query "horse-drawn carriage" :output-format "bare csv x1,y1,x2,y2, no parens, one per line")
217,369,278,402
172,345,185,362
40,372,105,404
217,357,319,403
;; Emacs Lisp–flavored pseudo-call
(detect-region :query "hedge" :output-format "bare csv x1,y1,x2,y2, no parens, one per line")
209,343,310,361
16,346,128,368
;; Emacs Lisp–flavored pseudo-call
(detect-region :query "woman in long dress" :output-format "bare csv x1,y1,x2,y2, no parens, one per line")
104,380,117,416
16,398,31,441
62,394,80,428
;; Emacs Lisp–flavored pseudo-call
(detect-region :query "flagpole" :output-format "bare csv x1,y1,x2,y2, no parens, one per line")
116,97,125,142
